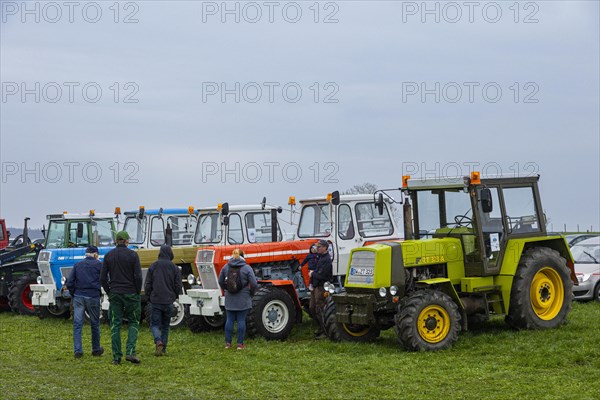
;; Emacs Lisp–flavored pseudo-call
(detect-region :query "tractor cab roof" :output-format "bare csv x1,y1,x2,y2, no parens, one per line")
195,204,281,213
46,212,116,220
123,208,197,216
299,193,383,204
403,174,540,191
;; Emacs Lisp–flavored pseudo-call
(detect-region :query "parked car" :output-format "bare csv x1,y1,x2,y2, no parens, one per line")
572,237,600,302
565,233,599,247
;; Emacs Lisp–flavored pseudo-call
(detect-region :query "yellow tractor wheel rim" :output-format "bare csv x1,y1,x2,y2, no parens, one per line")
417,305,450,344
530,267,564,320
342,324,370,337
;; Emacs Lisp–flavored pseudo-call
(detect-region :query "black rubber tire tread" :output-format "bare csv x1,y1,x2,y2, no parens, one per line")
186,307,226,333
394,289,461,351
594,283,600,303
40,303,71,319
145,301,188,330
505,247,572,330
8,273,38,316
323,296,380,342
247,286,296,341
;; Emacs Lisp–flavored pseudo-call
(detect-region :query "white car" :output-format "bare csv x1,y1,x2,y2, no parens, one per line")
572,236,600,302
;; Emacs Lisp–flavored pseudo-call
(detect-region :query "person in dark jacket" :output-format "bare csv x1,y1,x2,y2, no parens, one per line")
145,245,182,356
100,231,143,365
66,245,104,359
309,239,333,339
218,249,258,350
300,244,318,290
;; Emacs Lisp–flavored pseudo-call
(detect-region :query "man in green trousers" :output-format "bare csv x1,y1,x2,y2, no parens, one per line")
101,231,143,365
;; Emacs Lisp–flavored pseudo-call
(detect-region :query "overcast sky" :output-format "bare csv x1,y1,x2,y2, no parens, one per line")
1,0,599,232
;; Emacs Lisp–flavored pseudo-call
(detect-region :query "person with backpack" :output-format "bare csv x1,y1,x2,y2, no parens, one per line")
218,249,257,350
144,245,182,356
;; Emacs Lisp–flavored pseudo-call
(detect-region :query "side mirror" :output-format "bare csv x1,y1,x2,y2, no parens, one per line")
375,193,384,216
222,202,230,216
223,216,230,226
480,188,493,213
331,190,340,206
76,223,84,238
261,197,267,210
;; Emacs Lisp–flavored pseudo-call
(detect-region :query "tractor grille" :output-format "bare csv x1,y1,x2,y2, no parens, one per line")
197,263,219,290
347,251,376,285
38,262,54,285
196,250,214,263
59,267,73,288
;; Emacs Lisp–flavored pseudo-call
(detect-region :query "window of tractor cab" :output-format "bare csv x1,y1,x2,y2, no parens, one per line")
415,190,472,235
245,212,282,243
355,202,394,238
92,219,115,247
45,220,68,248
168,215,196,246
0,228,4,241
150,217,165,246
501,186,541,234
124,216,147,244
68,221,90,247
298,204,331,238
195,213,222,244
228,213,244,245
337,204,355,240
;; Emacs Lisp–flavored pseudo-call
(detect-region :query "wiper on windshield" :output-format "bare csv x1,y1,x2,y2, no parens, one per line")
582,250,599,263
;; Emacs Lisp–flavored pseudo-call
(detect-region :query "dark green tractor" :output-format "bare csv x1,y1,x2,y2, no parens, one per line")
323,173,575,351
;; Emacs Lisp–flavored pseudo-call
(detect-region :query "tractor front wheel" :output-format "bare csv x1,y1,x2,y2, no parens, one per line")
506,247,572,329
145,301,188,329
186,308,226,333
247,287,296,340
395,289,461,351
8,273,38,316
323,296,380,342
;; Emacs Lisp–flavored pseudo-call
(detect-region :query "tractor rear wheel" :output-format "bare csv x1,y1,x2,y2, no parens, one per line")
506,247,572,329
186,307,226,333
247,287,296,340
323,296,380,342
145,301,188,329
395,289,461,351
8,273,38,316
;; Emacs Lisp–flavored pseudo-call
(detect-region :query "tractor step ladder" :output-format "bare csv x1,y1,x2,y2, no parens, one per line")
473,285,506,315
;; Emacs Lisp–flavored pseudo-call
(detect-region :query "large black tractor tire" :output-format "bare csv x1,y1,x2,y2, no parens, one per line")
395,289,461,351
8,273,39,316
505,247,572,330
38,303,71,319
0,296,11,312
594,283,600,303
247,287,296,340
323,296,380,342
145,301,188,330
186,307,226,333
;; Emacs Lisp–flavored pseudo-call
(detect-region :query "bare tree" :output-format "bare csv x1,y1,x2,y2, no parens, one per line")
343,182,378,195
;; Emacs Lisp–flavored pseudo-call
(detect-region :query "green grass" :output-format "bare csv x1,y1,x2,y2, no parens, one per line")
1,302,600,400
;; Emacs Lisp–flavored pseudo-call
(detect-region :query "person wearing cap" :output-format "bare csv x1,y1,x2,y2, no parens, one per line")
309,239,334,339
66,245,104,359
101,231,143,365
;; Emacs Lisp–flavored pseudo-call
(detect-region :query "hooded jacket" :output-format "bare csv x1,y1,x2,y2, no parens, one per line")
218,257,258,311
100,243,143,295
144,245,182,305
311,251,333,287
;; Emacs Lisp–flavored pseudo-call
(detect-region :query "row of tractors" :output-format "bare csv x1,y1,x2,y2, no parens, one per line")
1,172,578,350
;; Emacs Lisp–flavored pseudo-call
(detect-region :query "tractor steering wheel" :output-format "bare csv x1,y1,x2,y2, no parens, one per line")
454,214,473,228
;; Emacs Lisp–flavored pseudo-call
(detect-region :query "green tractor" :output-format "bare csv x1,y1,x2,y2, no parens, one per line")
323,173,576,351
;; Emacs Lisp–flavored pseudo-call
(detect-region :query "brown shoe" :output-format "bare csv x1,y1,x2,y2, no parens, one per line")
155,342,164,356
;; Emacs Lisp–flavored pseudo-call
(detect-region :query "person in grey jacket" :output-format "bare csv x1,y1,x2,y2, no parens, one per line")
218,249,257,350
144,245,182,356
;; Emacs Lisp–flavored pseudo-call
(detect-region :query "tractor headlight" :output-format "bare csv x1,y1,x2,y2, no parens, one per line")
389,286,398,296
324,282,331,292
577,273,591,283
37,276,42,284
187,274,196,285
379,287,387,297
61,276,67,285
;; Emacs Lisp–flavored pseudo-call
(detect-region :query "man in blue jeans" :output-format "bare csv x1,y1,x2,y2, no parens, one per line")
144,245,182,356
66,245,104,359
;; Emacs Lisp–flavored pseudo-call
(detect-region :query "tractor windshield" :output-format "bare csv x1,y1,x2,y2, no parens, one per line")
45,220,68,248
416,189,472,235
298,204,331,238
355,203,394,238
195,213,223,244
245,212,282,243
124,217,147,244
92,219,115,247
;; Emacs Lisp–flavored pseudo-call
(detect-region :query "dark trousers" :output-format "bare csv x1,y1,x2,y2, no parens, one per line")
108,293,141,361
309,286,326,332
72,295,101,354
225,309,249,345
150,303,172,351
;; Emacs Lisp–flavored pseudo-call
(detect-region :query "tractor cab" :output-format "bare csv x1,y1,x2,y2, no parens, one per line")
194,201,284,246
44,211,117,250
297,191,399,277
403,172,548,277
122,206,198,249
0,219,9,250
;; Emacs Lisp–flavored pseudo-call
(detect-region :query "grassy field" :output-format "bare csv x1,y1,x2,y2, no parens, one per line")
1,302,599,400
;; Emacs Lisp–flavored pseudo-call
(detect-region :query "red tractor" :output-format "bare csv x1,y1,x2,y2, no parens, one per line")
0,219,9,250
180,191,401,340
